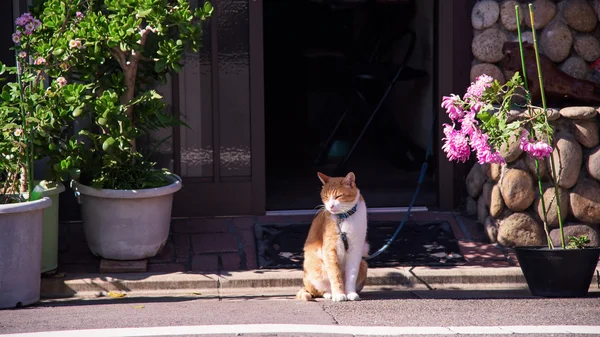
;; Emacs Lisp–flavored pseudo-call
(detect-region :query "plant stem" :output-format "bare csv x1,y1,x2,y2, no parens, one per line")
516,5,552,248
528,3,565,249
535,159,553,249
515,5,528,91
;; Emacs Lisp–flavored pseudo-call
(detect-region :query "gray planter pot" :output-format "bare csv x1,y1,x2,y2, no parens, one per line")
73,175,182,260
0,197,52,309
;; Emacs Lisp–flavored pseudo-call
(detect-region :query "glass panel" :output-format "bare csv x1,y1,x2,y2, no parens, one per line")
217,0,251,177
179,5,215,178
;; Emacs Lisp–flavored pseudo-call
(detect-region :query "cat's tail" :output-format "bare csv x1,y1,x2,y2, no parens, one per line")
296,288,314,301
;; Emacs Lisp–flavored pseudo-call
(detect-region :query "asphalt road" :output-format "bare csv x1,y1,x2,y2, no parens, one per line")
1,289,599,337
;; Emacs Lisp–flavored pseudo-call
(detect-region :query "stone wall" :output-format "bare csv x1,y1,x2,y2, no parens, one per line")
465,106,600,247
466,0,600,247
470,0,600,85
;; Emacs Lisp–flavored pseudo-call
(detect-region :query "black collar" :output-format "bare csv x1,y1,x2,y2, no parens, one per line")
335,203,358,251
336,203,358,221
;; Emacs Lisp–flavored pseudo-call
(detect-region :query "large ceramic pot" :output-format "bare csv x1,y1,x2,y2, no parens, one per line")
0,197,52,309
515,246,600,298
72,174,182,260
38,181,65,274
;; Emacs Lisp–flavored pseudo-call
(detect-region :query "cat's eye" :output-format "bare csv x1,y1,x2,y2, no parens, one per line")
335,195,342,199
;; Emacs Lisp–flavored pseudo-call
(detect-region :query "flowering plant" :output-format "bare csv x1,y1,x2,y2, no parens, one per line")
0,10,86,204
441,73,553,166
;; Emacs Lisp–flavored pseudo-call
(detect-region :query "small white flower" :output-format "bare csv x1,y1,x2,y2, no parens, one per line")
69,39,82,49
13,128,23,137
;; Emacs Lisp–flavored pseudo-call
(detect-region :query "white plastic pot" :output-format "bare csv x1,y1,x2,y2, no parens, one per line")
73,175,182,260
0,197,52,309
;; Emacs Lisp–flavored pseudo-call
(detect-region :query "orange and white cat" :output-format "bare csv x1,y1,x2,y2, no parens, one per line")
296,172,369,302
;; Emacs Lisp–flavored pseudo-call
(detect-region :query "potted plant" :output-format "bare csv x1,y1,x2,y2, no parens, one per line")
39,0,212,260
440,4,599,298
0,8,83,307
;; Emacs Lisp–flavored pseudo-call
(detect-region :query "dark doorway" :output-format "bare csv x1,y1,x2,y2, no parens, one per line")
263,0,437,210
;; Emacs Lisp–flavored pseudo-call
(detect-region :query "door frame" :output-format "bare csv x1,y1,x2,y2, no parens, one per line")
436,0,475,211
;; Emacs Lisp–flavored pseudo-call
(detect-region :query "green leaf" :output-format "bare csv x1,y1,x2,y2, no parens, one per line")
137,8,152,18
72,104,84,117
102,137,116,151
203,1,213,15
53,48,64,57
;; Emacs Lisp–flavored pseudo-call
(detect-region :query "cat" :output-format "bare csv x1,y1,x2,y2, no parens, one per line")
296,171,369,302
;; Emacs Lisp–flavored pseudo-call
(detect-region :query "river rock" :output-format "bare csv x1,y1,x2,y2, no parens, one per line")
466,163,486,198
563,0,598,32
559,106,597,119
550,133,582,189
550,223,600,247
540,20,573,63
550,117,573,134
498,212,546,247
524,154,549,180
531,107,561,121
524,0,557,30
488,163,502,181
485,216,499,243
478,195,489,225
482,181,494,207
535,185,570,228
472,0,500,30
573,34,600,62
466,196,477,216
500,0,524,31
573,118,599,148
470,63,506,84
490,184,504,218
560,56,589,80
587,146,600,180
499,130,523,163
570,178,600,223
472,28,508,63
500,168,536,211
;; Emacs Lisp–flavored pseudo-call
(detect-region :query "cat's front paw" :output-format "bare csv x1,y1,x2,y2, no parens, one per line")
323,292,332,299
347,292,360,301
331,293,348,302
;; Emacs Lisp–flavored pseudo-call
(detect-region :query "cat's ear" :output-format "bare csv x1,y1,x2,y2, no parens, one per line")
343,172,355,187
317,172,330,185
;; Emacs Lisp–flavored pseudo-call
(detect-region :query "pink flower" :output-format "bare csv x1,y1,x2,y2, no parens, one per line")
464,74,494,101
25,22,35,33
460,110,478,137
18,51,27,58
441,94,465,121
32,19,41,29
520,130,553,159
34,57,46,65
76,11,84,19
56,77,67,87
442,124,471,163
470,130,505,164
12,33,21,44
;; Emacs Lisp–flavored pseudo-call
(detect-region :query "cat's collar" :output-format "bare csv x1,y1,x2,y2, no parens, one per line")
336,203,358,221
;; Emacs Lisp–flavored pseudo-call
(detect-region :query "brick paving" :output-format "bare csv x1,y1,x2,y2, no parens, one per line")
55,211,514,275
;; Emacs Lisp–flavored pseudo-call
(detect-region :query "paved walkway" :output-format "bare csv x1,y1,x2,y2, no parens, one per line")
44,211,599,299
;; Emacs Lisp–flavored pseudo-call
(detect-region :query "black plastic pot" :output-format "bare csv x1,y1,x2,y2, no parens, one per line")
515,246,600,298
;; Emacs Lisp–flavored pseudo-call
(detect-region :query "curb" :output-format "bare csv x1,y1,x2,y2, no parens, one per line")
40,266,548,299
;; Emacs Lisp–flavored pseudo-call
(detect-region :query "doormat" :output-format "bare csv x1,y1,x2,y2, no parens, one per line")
254,220,465,269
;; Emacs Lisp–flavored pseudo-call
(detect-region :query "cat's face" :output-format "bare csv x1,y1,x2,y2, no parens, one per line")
317,172,359,214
